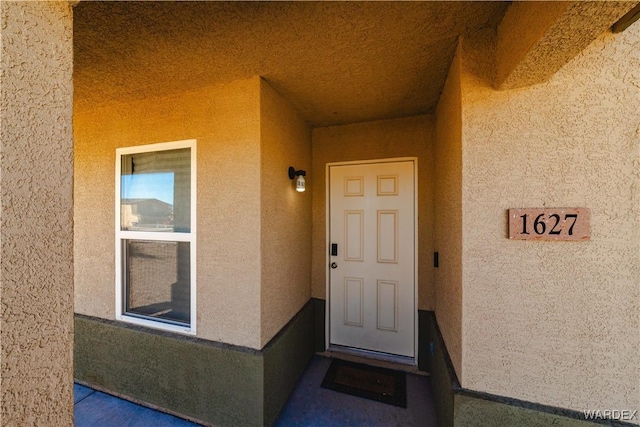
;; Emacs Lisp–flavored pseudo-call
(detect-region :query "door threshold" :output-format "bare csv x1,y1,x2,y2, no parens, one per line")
321,345,427,376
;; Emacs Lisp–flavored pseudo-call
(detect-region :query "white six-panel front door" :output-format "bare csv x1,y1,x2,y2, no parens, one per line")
329,160,415,358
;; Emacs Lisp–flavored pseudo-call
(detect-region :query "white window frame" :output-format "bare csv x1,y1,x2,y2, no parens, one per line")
115,139,197,335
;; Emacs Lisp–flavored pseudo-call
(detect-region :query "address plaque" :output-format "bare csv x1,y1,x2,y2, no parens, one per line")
509,208,590,241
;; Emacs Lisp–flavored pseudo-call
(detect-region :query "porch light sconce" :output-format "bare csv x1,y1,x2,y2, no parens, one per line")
288,166,306,192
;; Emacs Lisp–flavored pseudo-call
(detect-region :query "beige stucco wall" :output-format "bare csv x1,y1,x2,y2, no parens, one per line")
494,1,571,89
75,77,264,348
1,1,74,424
260,80,312,347
311,115,435,310
434,46,464,379
494,1,636,90
460,24,640,415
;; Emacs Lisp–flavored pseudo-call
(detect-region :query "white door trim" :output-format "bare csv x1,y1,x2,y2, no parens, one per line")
325,157,418,363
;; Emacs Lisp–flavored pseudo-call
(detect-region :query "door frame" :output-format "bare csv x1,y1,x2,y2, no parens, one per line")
325,157,419,363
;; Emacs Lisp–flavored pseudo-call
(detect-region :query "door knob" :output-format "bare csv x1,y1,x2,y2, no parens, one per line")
330,262,338,269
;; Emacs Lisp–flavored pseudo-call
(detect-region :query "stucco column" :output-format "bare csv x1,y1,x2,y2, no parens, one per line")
0,2,74,425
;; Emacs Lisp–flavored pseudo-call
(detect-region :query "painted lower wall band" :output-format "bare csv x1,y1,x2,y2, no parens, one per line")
75,300,315,427
422,310,637,427
75,304,634,427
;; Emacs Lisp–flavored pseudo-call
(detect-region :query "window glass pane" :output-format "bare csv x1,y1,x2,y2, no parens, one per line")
124,240,190,325
121,148,190,232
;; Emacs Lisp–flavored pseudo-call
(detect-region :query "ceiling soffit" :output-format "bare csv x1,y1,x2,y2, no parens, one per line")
74,1,508,126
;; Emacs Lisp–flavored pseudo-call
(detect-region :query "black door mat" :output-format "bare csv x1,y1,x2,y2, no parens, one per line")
321,358,407,408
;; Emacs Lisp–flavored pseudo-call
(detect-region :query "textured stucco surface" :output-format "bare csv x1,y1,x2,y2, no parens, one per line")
75,78,264,348
262,302,315,426
75,303,314,426
260,80,312,347
495,1,639,89
434,46,464,381
75,315,264,426
422,311,456,427
311,116,434,310
454,394,601,427
495,1,570,89
0,1,74,425
460,23,640,415
73,1,507,126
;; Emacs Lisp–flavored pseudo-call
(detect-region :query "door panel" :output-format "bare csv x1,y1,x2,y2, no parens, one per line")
329,161,415,358
344,278,364,326
345,211,364,261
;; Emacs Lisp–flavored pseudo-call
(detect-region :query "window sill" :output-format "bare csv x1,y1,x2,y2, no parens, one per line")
117,314,196,335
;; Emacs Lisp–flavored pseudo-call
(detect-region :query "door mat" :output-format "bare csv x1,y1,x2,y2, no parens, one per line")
321,359,407,408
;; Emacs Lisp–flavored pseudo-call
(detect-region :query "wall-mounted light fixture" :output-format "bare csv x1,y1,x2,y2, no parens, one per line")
288,166,306,192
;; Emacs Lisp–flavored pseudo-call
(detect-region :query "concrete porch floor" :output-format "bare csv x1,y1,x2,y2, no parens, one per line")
74,355,437,426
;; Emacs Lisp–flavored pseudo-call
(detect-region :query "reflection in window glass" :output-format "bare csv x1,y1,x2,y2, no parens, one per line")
120,148,190,232
124,240,190,325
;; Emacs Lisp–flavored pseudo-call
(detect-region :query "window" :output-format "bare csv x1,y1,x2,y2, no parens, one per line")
115,140,196,334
